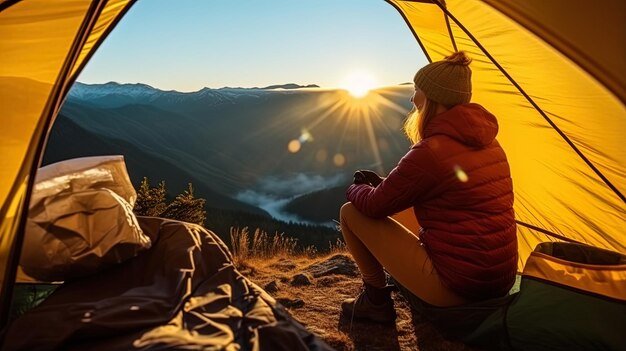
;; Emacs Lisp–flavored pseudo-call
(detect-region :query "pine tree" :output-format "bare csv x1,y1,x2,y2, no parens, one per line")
161,183,207,226
133,177,167,217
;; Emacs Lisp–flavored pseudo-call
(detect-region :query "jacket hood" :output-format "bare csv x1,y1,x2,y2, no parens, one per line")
423,103,498,147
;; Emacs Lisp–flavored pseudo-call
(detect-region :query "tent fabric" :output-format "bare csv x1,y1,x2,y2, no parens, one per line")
0,0,134,324
504,278,626,351
387,0,626,270
2,217,334,351
397,242,626,350
523,242,626,301
481,0,626,106
504,243,626,351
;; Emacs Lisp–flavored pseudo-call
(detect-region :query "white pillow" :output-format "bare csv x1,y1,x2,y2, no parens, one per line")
19,156,151,282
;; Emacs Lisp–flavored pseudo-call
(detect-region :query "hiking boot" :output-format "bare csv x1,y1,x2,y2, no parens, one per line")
342,287,396,324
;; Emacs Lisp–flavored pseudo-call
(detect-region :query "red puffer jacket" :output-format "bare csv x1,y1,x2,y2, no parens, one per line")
347,103,517,300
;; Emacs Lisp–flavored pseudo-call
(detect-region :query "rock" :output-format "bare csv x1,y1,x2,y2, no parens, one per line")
291,273,313,286
305,254,358,278
264,281,279,293
269,260,297,271
276,297,305,309
317,276,342,287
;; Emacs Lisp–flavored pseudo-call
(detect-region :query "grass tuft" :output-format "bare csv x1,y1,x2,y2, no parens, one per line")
230,226,347,266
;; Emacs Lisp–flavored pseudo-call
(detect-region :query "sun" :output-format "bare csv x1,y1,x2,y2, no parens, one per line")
340,71,378,98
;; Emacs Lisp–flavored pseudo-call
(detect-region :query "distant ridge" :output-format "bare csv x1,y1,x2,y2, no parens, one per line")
73,81,320,95
259,83,320,90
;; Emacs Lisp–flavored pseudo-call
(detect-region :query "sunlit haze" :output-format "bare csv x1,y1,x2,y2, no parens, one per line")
77,0,427,91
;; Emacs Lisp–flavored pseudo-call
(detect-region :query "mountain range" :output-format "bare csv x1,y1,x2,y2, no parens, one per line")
48,82,413,228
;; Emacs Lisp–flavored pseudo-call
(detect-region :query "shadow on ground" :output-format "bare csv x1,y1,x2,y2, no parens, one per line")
338,311,401,351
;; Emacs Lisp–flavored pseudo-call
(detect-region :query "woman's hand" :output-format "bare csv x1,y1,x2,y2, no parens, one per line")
353,170,384,186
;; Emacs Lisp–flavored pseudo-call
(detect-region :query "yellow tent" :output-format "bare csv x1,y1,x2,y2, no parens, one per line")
1,0,624,327
0,0,136,326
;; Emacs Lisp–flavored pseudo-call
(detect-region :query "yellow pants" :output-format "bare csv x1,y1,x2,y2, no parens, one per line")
340,202,467,307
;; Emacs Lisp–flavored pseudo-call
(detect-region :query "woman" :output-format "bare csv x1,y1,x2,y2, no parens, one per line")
340,51,517,324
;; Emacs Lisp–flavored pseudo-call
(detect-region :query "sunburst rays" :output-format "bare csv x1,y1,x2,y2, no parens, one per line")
282,86,412,174
232,85,411,182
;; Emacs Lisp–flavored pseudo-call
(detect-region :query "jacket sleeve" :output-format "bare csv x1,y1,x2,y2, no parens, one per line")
346,142,439,218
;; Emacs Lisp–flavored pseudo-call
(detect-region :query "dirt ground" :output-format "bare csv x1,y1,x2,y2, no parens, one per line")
238,254,475,351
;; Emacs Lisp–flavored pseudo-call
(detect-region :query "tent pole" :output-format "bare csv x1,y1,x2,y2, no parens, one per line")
516,221,583,244
0,0,22,12
439,0,458,52
444,14,457,52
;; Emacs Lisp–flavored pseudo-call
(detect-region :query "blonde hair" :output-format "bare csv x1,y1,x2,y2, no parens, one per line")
403,97,439,144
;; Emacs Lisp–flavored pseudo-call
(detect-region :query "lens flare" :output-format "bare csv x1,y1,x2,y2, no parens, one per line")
288,139,301,153
333,153,346,167
299,129,313,143
454,165,469,182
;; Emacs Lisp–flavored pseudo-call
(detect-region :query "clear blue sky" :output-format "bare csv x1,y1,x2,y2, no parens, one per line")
78,0,428,92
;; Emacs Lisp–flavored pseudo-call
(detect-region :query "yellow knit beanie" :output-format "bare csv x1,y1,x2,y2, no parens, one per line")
414,51,472,106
